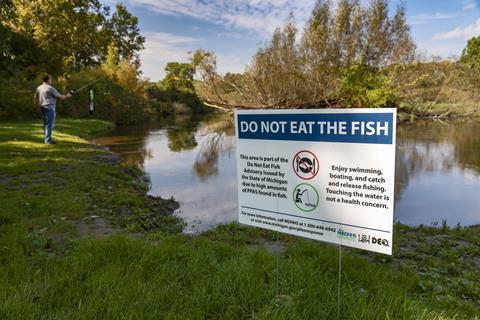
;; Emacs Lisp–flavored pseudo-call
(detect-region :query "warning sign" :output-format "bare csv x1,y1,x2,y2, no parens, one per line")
235,108,396,255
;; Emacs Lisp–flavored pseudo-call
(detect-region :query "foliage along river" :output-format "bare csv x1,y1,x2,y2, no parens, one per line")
92,113,480,233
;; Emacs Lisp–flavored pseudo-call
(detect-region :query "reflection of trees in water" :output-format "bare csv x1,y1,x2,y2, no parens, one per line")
94,129,154,169
394,140,455,202
193,115,235,180
167,127,198,152
395,121,480,202
453,123,480,173
199,114,235,137
193,133,223,178
166,114,201,152
122,147,153,168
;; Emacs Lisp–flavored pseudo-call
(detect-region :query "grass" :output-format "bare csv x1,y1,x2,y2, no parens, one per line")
0,119,479,319
0,119,181,234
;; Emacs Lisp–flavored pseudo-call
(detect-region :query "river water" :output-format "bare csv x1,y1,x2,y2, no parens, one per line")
91,113,480,233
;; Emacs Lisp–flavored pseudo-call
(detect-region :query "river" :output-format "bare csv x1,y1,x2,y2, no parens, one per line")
91,113,480,233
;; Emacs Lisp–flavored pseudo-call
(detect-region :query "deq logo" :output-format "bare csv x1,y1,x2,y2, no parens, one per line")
358,234,390,247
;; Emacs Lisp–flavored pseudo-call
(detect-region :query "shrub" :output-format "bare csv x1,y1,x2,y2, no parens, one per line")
336,59,397,108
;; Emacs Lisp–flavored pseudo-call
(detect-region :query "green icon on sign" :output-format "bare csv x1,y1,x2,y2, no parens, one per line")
293,183,319,212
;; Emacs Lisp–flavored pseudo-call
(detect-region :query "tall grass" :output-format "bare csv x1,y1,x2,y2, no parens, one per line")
0,232,465,319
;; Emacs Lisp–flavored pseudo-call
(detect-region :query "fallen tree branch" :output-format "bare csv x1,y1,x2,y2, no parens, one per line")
202,101,233,112
201,98,337,111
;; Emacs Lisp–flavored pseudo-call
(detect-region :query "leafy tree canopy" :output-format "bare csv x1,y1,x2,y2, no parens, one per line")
460,36,480,70
1,0,144,76
162,62,195,91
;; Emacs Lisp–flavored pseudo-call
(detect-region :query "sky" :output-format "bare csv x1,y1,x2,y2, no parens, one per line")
105,0,480,81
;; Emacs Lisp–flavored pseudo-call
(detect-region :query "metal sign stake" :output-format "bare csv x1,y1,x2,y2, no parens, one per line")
275,194,280,301
275,230,279,300
338,244,342,319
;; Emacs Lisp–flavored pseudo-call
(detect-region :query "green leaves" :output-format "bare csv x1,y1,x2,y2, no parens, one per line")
336,59,397,108
162,62,195,92
215,0,416,108
2,0,144,75
460,36,480,71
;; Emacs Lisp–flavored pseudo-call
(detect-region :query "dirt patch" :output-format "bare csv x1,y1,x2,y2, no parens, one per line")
70,215,143,239
94,152,120,165
74,216,122,239
0,173,14,189
253,238,288,254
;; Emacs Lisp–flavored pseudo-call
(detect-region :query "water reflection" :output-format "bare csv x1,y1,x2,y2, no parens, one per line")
194,117,235,180
92,115,480,232
395,121,480,226
93,113,237,233
167,114,199,152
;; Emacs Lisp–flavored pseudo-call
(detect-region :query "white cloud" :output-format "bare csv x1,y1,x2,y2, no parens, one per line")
462,0,477,11
129,0,317,79
409,12,457,25
433,18,480,40
139,31,248,80
139,32,201,81
128,0,315,37
217,53,249,75
416,42,463,59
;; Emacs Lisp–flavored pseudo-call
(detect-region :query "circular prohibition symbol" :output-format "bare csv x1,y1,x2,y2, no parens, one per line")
292,150,319,180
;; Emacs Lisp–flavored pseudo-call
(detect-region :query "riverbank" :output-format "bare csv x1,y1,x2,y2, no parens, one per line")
0,119,182,238
0,119,479,319
203,102,480,124
397,103,480,122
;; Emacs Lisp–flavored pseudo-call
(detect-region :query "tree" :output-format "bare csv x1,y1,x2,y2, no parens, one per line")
190,49,218,82
190,49,225,103
0,0,45,76
103,42,121,76
9,0,111,72
460,36,480,70
332,0,362,67
5,0,144,74
390,3,416,64
162,62,195,91
300,0,336,102
241,0,416,108
248,15,303,105
336,57,396,108
108,4,145,66
364,0,393,67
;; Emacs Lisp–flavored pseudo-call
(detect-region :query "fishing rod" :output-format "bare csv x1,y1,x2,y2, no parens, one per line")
67,76,105,114
70,76,106,94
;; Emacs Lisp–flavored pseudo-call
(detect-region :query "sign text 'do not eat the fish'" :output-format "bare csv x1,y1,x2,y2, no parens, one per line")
235,108,396,255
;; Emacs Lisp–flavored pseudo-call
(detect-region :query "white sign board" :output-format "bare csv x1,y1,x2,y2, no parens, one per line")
235,108,396,255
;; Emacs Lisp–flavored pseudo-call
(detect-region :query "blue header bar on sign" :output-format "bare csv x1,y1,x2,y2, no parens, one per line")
237,113,394,144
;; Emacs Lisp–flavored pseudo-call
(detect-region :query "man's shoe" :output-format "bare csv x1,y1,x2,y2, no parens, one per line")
46,141,57,145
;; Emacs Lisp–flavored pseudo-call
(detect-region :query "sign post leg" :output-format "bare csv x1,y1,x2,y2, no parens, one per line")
275,196,280,301
337,244,342,319
275,230,279,300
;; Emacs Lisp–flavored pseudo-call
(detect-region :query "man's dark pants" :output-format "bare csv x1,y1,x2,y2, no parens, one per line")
40,106,55,144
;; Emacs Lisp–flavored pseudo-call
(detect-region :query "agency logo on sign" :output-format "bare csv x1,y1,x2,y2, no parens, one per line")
292,150,319,180
337,229,357,241
293,183,319,212
358,235,389,247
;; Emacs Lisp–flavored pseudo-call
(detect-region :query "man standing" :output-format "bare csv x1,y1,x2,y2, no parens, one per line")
34,75,72,144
